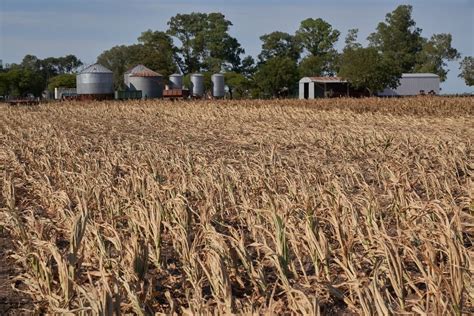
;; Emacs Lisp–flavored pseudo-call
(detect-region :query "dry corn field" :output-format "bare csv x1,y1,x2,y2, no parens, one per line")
0,98,473,315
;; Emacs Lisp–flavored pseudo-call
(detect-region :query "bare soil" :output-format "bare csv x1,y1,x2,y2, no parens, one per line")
0,231,32,315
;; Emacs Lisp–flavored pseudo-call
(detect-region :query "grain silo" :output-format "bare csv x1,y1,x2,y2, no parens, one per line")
76,63,114,98
169,74,183,89
190,73,204,97
211,74,225,98
125,65,163,99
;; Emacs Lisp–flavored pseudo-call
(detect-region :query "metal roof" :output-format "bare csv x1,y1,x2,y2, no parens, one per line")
80,63,112,74
401,73,439,78
126,64,162,77
304,77,347,83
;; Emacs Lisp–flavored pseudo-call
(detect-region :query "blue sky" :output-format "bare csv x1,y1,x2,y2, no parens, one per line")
1,0,473,93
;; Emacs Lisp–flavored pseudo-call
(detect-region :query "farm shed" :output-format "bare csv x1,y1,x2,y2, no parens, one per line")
379,73,440,96
299,77,350,99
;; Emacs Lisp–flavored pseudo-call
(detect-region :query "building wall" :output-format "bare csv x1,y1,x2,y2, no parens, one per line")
299,78,316,99
54,87,77,99
379,76,440,96
128,76,163,99
309,83,315,99
299,82,305,99
77,73,114,95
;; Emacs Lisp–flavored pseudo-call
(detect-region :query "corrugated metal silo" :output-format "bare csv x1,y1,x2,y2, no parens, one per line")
76,63,114,95
211,73,225,98
169,74,183,89
126,65,163,99
190,73,204,97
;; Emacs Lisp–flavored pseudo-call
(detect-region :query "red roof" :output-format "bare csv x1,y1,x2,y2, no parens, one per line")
126,65,162,77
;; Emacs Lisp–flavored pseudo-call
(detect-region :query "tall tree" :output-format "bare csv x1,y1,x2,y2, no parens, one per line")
56,55,83,73
98,45,142,89
344,28,362,50
167,12,244,73
459,56,474,86
298,56,326,77
338,46,400,95
138,30,178,75
296,18,340,57
295,18,340,76
254,56,299,98
20,55,41,71
238,56,257,78
368,5,423,73
414,33,460,81
258,31,301,63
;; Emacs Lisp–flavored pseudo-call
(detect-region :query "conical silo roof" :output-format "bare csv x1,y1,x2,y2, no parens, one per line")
127,64,162,77
80,63,112,74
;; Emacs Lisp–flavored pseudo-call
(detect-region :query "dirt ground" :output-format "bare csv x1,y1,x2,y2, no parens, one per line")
0,231,32,315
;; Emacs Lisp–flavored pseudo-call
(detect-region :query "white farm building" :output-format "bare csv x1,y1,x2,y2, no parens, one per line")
378,73,440,96
298,73,441,99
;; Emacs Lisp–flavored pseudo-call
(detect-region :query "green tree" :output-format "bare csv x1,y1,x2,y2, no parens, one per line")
296,18,340,57
2,66,44,97
344,28,362,50
138,30,178,76
238,56,257,78
338,46,400,95
368,5,424,73
254,57,299,98
414,34,460,81
59,55,83,73
298,55,325,77
20,55,42,71
258,31,301,62
98,45,138,89
294,18,341,76
224,72,251,99
47,74,76,92
167,12,244,73
0,72,11,96
40,55,83,76
0,54,82,98
459,56,474,86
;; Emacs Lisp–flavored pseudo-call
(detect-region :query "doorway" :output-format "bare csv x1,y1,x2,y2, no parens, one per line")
304,82,309,99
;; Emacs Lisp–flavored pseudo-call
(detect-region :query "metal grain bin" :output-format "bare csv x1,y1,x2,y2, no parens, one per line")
169,74,183,89
190,73,204,97
125,65,163,99
76,63,114,95
211,73,225,98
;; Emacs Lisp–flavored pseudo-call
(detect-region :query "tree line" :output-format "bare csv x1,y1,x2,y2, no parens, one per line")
0,55,82,98
1,5,472,98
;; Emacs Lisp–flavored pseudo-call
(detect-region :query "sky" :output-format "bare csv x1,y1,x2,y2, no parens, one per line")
1,0,473,93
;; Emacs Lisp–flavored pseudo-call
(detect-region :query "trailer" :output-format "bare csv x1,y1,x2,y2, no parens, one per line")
163,89,190,100
7,99,40,106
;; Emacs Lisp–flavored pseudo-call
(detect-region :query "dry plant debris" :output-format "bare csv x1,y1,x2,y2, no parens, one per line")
0,97,473,314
